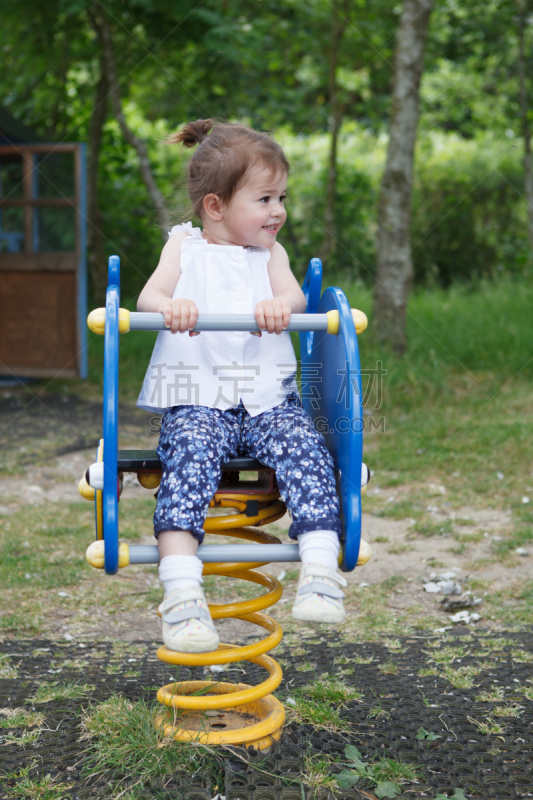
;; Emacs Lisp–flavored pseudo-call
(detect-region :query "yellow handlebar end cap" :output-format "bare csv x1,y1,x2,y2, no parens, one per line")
78,475,96,501
357,539,372,566
138,471,162,490
87,308,106,335
118,542,130,568
118,308,131,334
86,540,105,569
85,540,130,569
352,309,368,335
326,310,340,334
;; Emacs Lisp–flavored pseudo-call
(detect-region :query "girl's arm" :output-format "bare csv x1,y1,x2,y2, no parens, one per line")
256,242,306,334
137,230,198,333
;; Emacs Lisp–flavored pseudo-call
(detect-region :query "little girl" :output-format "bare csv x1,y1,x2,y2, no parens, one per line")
137,119,347,653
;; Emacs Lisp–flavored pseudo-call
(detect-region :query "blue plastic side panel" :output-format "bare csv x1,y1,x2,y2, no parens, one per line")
300,258,322,361
301,258,322,313
103,256,120,574
301,287,363,572
108,254,120,289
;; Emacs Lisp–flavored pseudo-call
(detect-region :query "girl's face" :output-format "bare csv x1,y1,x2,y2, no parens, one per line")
217,165,288,249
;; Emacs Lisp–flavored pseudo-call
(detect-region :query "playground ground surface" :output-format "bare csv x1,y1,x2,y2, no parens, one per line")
1,382,533,799
1,278,533,798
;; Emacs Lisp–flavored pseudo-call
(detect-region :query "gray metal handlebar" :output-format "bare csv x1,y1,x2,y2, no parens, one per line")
129,311,331,332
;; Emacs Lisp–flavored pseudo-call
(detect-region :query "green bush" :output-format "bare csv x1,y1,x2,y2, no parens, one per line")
412,133,528,286
283,128,528,287
282,125,381,283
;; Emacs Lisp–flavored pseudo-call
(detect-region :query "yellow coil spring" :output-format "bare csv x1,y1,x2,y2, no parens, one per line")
156,494,288,749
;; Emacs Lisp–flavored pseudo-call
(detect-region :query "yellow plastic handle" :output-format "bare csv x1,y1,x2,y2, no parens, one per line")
357,539,372,566
78,475,95,501
86,540,130,569
326,309,368,335
352,309,368,334
87,308,131,335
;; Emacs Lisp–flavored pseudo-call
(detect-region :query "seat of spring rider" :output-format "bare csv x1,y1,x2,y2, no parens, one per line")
118,450,268,473
118,450,277,495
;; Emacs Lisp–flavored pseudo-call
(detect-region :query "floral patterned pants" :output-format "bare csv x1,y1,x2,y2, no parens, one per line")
154,393,341,543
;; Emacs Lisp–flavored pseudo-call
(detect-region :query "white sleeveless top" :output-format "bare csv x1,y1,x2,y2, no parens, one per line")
137,223,298,417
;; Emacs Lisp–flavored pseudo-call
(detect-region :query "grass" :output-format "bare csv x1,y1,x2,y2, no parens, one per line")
337,579,444,641
468,716,505,735
377,499,424,520
511,649,533,662
426,646,469,664
302,753,340,791
0,507,93,592
387,543,415,554
2,728,43,746
0,763,72,799
353,280,533,520
481,582,533,628
284,675,360,732
336,743,421,796
0,496,165,639
0,613,43,635
350,654,374,665
0,655,18,679
295,660,315,672
384,639,406,653
29,682,94,704
441,665,482,689
475,687,505,702
378,661,399,675
81,694,224,792
491,704,523,717
0,708,45,729
368,702,390,720
366,756,420,786
379,575,407,593
302,674,363,705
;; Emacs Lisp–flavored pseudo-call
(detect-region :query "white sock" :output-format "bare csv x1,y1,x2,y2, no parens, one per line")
298,530,340,572
158,554,203,595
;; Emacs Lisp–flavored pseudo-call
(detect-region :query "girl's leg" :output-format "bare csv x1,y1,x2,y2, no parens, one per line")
158,530,202,593
242,397,346,623
297,529,339,572
155,405,239,651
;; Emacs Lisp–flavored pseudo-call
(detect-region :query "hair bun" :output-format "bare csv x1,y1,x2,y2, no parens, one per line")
169,119,213,148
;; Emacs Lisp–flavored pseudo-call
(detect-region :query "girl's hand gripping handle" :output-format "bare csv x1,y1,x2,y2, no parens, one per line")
254,298,292,335
161,298,200,335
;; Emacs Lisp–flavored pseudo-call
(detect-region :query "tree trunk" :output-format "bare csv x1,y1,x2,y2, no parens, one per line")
87,56,108,304
91,5,171,239
518,5,533,254
373,0,433,353
321,1,348,264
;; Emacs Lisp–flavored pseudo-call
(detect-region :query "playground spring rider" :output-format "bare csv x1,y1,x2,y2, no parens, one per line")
80,255,372,749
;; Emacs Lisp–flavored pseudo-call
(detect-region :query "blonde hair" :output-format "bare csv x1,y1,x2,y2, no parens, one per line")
168,119,289,218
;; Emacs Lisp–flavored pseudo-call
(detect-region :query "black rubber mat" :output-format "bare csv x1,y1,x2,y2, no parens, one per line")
1,630,533,799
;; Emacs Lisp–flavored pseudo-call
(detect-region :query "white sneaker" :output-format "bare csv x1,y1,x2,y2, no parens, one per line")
291,563,347,624
158,586,219,653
